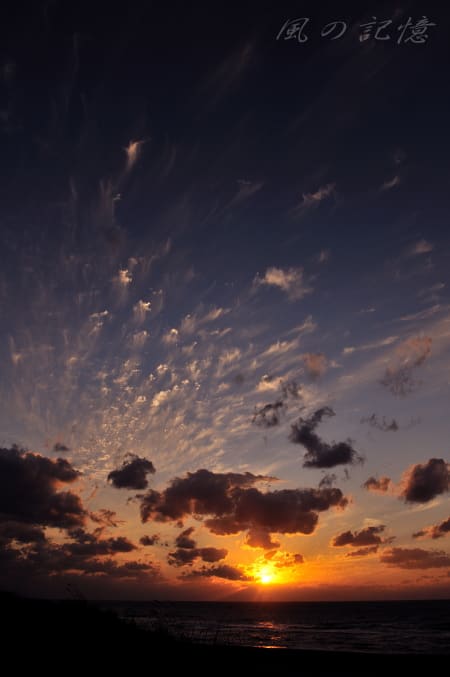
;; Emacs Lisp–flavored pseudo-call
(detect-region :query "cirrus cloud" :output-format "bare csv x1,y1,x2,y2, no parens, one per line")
253,266,313,301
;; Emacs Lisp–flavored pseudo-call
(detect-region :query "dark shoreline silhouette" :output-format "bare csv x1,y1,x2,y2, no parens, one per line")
2,591,447,673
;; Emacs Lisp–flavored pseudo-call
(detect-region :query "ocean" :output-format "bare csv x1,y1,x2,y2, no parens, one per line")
103,599,450,654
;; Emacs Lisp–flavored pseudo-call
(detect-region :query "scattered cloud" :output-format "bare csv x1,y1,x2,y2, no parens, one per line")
398,305,443,322
342,336,398,355
133,300,151,323
332,525,387,547
0,447,160,588
291,183,335,218
318,473,337,489
183,564,251,581
303,353,328,380
230,179,264,207
252,400,286,427
245,527,280,550
360,414,399,432
361,414,420,433
107,454,156,490
318,249,330,264
400,458,449,504
138,468,348,545
53,442,70,452
380,547,450,569
162,328,179,345
346,546,379,557
168,546,227,567
167,527,228,567
381,175,400,191
201,41,255,108
254,266,313,301
363,476,392,494
125,139,146,171
0,446,85,529
405,240,434,257
280,380,302,399
139,534,160,546
412,517,450,540
175,527,197,549
380,336,432,397
289,407,363,468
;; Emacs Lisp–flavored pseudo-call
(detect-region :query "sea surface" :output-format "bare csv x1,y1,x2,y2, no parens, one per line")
103,599,450,654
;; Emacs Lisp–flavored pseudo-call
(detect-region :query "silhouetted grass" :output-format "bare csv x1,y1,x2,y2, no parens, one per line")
1,591,445,674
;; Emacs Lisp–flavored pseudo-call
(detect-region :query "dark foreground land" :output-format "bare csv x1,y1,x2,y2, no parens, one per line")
1,592,446,674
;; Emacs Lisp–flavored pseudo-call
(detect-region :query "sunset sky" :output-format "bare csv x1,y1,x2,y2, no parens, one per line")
0,1,449,601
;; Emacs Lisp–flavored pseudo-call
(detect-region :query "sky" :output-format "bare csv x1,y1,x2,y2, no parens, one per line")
0,0,449,601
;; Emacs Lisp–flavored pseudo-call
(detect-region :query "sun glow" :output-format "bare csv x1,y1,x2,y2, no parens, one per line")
257,566,275,585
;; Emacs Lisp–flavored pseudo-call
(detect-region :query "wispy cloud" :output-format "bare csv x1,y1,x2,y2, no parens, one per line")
381,175,400,191
124,139,146,171
290,183,335,219
254,266,313,301
342,336,398,355
405,239,434,257
398,305,444,322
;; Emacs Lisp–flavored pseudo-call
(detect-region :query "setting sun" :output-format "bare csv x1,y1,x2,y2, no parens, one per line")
261,573,273,584
257,566,275,585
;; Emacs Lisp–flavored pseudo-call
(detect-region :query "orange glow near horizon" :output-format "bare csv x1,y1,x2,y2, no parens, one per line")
260,570,273,585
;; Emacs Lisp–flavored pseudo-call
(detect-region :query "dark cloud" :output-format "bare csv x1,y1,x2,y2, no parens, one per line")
107,454,156,490
252,400,285,427
245,527,280,550
413,517,450,540
252,380,301,429
380,547,450,569
168,546,227,567
197,547,228,563
53,442,70,452
332,525,386,547
175,527,196,549
183,564,251,581
346,546,379,557
430,517,450,539
0,521,46,543
139,534,160,546
319,473,337,489
205,515,243,535
361,414,420,432
139,469,276,523
28,545,158,578
0,446,85,529
400,458,449,503
380,336,432,397
65,528,136,557
360,414,399,432
167,525,227,567
272,552,304,568
289,407,363,468
224,486,348,535
138,468,347,547
168,548,198,566
0,527,156,584
0,447,157,589
90,509,122,527
363,476,392,493
412,529,427,540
